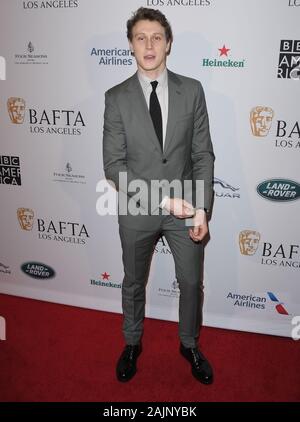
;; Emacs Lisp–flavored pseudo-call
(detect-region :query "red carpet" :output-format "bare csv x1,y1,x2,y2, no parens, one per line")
0,293,299,402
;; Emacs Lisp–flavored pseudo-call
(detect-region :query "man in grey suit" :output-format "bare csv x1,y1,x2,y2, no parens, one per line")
103,7,215,384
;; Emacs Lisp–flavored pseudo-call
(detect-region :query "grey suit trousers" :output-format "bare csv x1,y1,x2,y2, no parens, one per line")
119,215,204,348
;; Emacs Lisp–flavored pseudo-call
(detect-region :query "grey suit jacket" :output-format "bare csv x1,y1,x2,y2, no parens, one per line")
103,69,215,231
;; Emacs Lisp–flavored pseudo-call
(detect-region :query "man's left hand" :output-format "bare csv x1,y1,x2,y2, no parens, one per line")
189,209,208,242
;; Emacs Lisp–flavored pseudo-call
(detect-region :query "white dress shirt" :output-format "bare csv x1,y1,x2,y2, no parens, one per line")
138,68,169,209
137,67,168,148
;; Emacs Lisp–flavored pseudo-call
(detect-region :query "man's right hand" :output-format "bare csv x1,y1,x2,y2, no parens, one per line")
163,198,195,219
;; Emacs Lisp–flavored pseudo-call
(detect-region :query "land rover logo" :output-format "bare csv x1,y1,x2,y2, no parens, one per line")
257,179,300,202
21,262,55,279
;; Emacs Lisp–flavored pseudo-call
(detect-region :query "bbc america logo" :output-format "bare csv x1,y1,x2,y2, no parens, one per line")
277,40,300,80
0,156,21,185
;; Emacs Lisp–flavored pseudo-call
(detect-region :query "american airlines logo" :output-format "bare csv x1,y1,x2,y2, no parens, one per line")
267,292,289,315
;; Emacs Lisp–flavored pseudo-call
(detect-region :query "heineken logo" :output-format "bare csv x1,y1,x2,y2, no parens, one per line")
21,262,55,279
257,179,300,202
202,44,246,69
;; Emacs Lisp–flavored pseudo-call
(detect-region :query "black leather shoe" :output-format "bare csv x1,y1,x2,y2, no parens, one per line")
180,343,213,385
116,344,142,382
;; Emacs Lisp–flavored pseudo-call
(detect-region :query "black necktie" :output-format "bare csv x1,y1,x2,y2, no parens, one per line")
150,81,163,150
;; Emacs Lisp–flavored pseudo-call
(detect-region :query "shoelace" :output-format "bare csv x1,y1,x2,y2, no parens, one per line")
191,348,204,369
124,346,137,361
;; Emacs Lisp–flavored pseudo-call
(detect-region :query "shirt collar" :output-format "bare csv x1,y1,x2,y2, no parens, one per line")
138,67,168,91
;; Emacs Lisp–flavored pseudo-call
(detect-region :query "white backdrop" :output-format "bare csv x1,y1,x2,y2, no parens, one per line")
0,0,299,337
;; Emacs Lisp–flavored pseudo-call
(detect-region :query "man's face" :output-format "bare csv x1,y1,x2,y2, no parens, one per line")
129,19,170,76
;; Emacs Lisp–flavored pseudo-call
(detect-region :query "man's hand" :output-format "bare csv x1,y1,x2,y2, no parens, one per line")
189,209,208,242
164,198,195,219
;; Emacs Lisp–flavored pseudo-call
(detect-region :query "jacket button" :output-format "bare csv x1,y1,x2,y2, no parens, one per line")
162,158,167,164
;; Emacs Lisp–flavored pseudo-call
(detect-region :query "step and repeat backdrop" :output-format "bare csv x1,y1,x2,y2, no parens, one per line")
0,0,299,337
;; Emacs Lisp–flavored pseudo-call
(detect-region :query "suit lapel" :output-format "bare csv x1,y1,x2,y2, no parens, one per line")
125,70,183,155
126,72,162,153
164,70,182,154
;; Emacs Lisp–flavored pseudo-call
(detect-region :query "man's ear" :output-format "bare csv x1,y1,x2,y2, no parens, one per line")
166,41,172,55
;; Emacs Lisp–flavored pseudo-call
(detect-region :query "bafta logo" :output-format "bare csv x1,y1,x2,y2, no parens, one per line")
250,106,274,137
7,97,26,124
17,208,34,231
239,230,260,256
